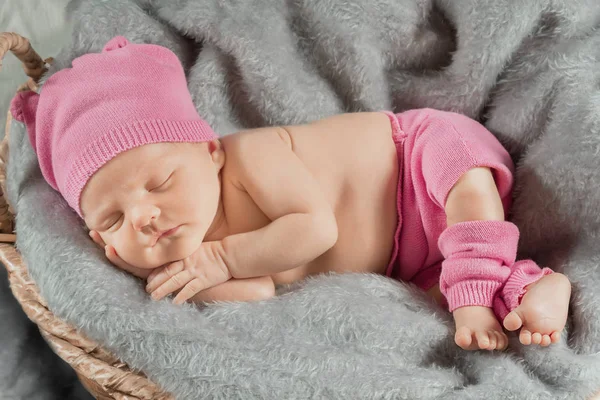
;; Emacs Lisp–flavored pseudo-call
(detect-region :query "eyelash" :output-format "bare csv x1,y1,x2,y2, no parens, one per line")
150,173,173,192
107,214,123,231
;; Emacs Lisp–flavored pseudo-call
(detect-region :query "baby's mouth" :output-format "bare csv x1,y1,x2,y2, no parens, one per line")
162,225,181,237
150,225,181,247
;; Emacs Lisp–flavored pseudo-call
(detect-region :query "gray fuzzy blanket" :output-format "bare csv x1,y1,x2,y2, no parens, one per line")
7,0,600,398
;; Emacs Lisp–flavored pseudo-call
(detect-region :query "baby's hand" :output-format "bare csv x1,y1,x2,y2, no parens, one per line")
89,230,153,279
145,241,232,305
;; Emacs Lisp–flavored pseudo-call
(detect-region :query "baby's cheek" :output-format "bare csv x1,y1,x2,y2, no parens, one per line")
105,232,147,268
117,245,157,269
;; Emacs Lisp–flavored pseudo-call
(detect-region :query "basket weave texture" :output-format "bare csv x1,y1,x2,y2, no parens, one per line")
0,31,172,400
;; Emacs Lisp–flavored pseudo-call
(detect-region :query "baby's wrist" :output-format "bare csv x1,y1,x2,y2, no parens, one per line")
202,240,234,280
220,235,248,278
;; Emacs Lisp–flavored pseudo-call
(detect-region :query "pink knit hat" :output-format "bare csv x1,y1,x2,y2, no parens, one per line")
10,36,217,216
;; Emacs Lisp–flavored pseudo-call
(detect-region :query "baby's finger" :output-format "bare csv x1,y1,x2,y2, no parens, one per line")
147,265,162,283
105,245,134,272
89,230,106,248
105,245,119,265
150,270,192,301
146,261,184,292
172,278,205,305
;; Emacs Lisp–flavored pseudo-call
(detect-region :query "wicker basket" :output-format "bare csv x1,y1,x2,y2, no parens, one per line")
0,32,172,400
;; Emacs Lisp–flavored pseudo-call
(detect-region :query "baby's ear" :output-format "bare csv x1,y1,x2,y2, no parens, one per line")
207,139,222,153
208,139,225,168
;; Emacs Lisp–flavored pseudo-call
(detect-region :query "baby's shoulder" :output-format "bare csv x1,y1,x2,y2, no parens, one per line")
220,126,294,183
221,126,291,158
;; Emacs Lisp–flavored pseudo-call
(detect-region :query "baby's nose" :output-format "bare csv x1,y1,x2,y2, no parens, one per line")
131,205,160,232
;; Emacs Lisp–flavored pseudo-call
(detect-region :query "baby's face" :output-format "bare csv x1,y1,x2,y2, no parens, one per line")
80,141,224,269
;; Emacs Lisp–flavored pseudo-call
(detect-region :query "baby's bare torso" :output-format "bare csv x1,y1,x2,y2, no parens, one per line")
219,112,399,284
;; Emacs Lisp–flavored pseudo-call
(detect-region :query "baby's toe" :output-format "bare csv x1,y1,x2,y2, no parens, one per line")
475,330,490,350
496,331,508,351
531,332,542,345
455,326,473,350
487,331,497,350
540,334,551,347
503,310,524,332
550,331,561,343
520,329,532,345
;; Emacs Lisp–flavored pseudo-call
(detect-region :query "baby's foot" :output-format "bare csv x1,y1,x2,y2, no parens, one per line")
503,273,571,346
453,306,508,351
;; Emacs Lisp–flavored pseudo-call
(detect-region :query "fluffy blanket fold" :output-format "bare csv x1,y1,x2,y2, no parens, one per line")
7,0,600,398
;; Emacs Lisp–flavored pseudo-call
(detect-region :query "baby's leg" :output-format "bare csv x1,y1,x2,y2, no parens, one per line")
499,261,571,346
189,276,275,304
442,168,515,351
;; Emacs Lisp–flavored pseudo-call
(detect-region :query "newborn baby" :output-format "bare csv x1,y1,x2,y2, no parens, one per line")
11,36,571,351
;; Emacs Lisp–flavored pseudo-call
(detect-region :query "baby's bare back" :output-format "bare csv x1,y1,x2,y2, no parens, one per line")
219,112,398,284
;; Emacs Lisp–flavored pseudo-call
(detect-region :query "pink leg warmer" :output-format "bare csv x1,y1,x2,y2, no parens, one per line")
438,220,519,312
438,220,553,319
493,260,553,320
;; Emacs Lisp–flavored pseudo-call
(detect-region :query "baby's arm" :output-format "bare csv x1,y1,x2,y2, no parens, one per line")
186,276,275,303
91,230,276,303
221,126,338,279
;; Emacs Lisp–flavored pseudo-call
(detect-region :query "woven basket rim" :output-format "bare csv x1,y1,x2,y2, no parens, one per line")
0,31,172,400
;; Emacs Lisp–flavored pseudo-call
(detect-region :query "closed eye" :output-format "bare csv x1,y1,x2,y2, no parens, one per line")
106,214,123,231
149,172,173,192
